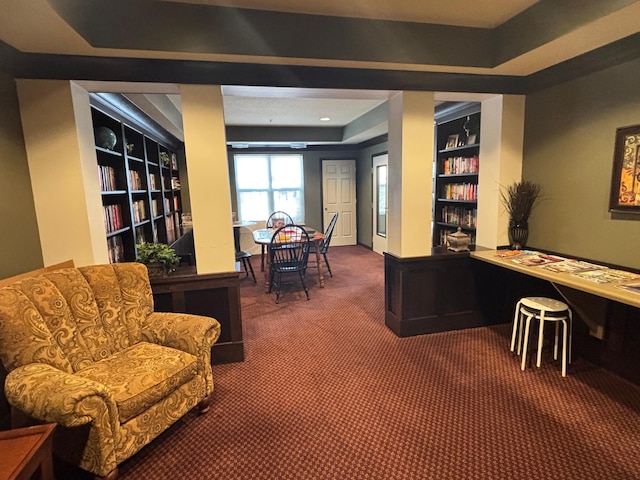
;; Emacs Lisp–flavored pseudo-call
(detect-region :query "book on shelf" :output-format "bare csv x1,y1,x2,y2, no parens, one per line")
440,205,477,228
441,155,479,175
107,235,124,263
98,165,117,191
129,169,144,190
152,198,159,217
135,226,148,244
149,173,159,190
132,199,147,223
441,183,477,201
103,204,124,232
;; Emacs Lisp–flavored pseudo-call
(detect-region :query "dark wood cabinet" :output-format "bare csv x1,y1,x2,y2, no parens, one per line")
91,96,183,263
150,268,244,364
433,109,481,248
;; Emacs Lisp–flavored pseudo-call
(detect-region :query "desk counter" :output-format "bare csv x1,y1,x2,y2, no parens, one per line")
471,250,640,309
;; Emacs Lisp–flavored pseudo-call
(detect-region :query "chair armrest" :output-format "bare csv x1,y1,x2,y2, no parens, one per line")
142,312,221,396
5,363,118,429
142,312,220,358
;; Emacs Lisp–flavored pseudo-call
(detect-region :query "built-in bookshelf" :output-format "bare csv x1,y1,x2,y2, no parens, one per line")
91,97,183,263
433,107,481,248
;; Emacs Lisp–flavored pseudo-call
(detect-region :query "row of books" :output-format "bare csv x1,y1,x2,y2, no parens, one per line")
149,173,160,191
135,225,149,245
166,216,177,245
107,236,125,263
104,204,124,233
441,155,479,175
98,165,118,191
129,169,145,190
440,206,477,228
441,183,478,201
132,199,147,223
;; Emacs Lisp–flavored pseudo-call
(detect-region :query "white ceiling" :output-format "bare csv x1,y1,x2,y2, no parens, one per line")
5,0,640,146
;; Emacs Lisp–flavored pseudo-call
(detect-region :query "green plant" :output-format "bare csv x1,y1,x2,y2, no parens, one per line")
500,180,541,224
136,242,180,274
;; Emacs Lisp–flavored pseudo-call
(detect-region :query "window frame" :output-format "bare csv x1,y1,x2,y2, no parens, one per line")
233,153,305,223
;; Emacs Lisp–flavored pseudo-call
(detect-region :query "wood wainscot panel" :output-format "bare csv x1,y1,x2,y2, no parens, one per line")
384,249,487,337
150,267,244,364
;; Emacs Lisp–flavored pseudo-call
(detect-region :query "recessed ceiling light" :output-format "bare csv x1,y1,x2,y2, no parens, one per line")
320,117,330,122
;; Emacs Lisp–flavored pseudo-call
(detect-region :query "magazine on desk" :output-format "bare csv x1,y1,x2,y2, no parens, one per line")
510,253,565,266
572,269,640,284
541,259,607,273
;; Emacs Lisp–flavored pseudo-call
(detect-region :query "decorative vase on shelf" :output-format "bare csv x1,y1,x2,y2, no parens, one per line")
508,220,529,250
94,126,117,150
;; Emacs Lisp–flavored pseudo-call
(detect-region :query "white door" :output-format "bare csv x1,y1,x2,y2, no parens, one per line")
322,159,357,246
372,153,388,255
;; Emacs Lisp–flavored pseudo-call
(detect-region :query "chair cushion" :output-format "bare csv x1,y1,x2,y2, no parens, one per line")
76,342,197,423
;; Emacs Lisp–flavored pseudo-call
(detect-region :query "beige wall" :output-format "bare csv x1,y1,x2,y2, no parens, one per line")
0,72,43,277
523,57,640,269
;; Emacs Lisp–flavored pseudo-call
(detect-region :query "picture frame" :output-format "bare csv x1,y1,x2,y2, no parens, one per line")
445,134,459,150
466,133,477,145
609,124,640,213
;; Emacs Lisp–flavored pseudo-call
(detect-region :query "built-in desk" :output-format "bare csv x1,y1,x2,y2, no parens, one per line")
470,249,640,385
471,250,640,309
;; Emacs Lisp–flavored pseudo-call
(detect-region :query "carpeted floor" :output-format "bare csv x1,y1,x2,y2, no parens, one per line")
117,245,640,480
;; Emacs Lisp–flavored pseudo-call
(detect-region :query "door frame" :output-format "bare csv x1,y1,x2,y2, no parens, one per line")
372,152,388,255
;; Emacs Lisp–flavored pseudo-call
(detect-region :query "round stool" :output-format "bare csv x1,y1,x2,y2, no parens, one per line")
511,297,572,377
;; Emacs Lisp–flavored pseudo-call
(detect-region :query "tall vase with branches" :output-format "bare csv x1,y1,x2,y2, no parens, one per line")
500,180,541,249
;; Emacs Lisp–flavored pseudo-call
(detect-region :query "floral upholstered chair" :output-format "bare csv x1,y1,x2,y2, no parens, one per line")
0,262,221,480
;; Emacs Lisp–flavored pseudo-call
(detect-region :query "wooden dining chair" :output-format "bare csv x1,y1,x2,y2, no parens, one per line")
262,211,294,272
308,212,339,277
269,224,310,304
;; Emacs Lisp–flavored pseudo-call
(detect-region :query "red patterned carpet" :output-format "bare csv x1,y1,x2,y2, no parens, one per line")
115,246,640,480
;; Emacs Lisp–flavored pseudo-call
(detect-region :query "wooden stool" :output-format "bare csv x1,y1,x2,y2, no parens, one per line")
512,296,572,377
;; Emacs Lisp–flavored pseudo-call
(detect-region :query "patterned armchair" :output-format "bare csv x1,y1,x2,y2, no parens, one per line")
0,262,221,480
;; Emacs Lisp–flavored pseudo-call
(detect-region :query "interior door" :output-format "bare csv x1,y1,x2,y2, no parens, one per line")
322,159,357,246
372,153,388,255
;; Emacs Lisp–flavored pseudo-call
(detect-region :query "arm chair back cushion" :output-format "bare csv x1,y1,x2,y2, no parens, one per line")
0,263,153,373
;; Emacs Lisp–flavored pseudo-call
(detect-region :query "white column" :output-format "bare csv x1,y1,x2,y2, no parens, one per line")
180,84,235,274
387,91,435,257
476,94,526,249
17,80,108,266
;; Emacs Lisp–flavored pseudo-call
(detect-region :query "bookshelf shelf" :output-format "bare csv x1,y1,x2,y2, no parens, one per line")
91,98,184,263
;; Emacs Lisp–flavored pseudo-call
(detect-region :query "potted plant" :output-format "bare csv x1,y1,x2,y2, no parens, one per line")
500,180,542,249
136,242,180,276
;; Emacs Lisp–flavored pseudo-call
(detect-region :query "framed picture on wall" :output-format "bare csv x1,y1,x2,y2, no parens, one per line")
609,124,640,213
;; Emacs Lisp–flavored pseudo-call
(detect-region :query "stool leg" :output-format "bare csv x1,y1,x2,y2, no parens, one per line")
562,318,568,377
511,301,522,352
521,313,533,371
536,310,546,368
554,322,560,360
567,310,573,364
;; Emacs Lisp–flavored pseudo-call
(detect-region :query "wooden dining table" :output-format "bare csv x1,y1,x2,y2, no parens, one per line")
252,228,326,293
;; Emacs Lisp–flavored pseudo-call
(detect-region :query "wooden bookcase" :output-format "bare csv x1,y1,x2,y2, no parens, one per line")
433,108,481,248
91,100,183,263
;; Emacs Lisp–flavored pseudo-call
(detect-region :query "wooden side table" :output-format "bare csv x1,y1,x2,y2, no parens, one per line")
0,424,56,480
